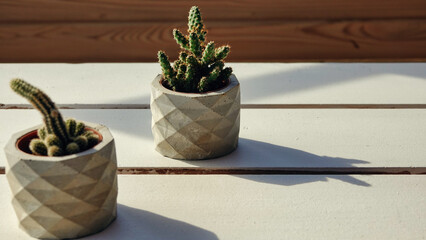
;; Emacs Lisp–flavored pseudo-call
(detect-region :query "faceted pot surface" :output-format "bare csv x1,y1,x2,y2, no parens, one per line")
150,74,241,160
4,122,118,239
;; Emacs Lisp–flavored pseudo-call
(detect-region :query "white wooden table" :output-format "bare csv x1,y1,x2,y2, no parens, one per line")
1,63,425,239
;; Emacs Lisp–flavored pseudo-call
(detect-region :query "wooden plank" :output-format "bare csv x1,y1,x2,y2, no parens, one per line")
1,63,425,105
1,0,425,22
0,20,425,63
1,175,425,239
1,166,426,175
115,167,426,175
241,104,426,109
3,104,426,110
1,109,425,170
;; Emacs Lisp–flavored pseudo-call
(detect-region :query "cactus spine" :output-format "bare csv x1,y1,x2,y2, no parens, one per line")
158,6,233,93
10,79,99,156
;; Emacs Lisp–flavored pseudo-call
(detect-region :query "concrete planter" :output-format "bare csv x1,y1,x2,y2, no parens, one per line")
4,122,118,239
150,74,241,160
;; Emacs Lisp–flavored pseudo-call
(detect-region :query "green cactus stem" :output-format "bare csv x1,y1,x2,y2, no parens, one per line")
158,6,233,93
48,145,63,156
11,78,69,144
66,142,80,154
202,41,215,65
29,139,47,156
218,67,233,83
188,6,206,42
215,46,230,61
45,134,62,148
74,135,88,150
173,29,189,50
189,32,202,57
37,127,47,140
10,79,100,156
179,52,188,62
85,132,100,147
198,66,220,92
158,51,177,90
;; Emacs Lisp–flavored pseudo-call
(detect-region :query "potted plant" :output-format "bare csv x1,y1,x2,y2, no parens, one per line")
4,79,118,239
151,6,241,160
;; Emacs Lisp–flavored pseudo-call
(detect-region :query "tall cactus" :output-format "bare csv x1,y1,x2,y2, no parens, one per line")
158,6,233,93
10,79,99,156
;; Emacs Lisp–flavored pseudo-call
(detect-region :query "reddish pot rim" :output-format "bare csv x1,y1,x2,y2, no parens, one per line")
15,127,103,157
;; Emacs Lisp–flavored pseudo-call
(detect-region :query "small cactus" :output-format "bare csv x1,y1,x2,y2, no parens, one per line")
158,6,233,93
10,79,100,156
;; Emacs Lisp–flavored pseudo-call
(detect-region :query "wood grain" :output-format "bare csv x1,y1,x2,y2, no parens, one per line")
1,0,425,22
1,20,425,62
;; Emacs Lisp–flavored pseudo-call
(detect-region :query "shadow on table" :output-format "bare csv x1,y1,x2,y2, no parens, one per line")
84,204,218,240
241,63,426,102
65,63,426,141
240,174,370,187
185,138,371,187
108,63,426,105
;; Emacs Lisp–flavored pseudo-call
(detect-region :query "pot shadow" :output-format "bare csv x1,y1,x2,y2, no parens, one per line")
83,204,218,240
183,138,371,187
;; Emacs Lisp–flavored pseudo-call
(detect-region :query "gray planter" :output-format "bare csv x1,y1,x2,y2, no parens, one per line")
4,122,117,239
150,74,241,160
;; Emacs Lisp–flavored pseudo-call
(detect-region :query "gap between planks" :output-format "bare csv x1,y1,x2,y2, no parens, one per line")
0,167,425,175
2,104,426,110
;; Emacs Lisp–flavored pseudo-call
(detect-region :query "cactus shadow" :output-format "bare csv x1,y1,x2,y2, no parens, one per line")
66,63,426,140
238,63,426,102
184,138,371,187
83,204,218,240
63,108,152,138
113,63,426,105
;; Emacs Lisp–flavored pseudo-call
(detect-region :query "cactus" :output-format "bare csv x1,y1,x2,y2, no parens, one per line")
10,79,100,156
158,6,233,93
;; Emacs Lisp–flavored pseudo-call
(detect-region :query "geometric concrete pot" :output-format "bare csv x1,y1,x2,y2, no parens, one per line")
150,74,240,160
4,122,118,239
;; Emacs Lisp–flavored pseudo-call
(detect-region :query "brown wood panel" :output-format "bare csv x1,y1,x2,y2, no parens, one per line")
0,0,426,23
0,20,425,63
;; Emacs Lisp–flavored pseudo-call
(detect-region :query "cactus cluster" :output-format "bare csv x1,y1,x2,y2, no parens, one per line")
158,6,233,93
10,79,100,156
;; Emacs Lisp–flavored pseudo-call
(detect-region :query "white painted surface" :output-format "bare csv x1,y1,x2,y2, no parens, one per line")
1,109,425,168
1,63,425,240
0,175,425,240
1,63,425,105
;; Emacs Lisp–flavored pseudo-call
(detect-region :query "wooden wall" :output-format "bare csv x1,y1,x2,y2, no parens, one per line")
0,0,425,62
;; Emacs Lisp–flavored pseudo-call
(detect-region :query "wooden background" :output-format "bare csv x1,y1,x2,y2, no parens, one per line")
0,0,426,63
